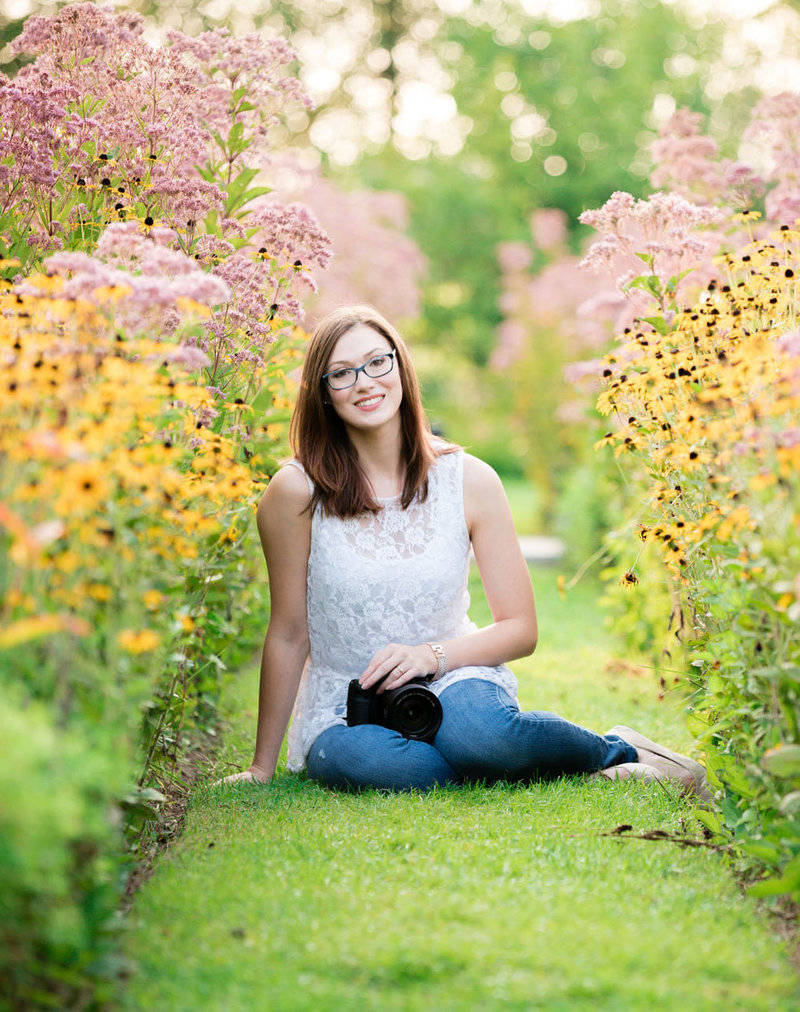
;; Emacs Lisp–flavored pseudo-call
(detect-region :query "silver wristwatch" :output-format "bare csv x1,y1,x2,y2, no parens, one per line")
427,642,447,680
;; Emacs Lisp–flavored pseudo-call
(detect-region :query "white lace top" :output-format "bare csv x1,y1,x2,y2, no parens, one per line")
285,448,519,772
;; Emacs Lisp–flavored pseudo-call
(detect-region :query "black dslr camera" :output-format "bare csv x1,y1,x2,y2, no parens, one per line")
347,677,443,743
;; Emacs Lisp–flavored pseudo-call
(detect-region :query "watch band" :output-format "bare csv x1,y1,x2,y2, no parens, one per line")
427,642,447,680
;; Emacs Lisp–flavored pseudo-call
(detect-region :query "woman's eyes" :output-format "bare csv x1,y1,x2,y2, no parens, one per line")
369,355,389,367
330,368,352,380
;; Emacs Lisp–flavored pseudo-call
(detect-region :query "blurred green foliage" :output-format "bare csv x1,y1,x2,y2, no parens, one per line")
351,2,726,365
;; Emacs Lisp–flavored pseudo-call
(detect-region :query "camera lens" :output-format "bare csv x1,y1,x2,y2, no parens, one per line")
383,683,443,742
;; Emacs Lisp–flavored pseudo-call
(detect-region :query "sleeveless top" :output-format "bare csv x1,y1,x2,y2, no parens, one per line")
284,448,519,772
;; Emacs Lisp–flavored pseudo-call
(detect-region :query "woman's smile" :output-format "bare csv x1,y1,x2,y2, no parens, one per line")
354,394,385,410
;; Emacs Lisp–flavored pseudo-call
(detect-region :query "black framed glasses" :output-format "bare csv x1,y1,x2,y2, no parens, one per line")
322,350,397,390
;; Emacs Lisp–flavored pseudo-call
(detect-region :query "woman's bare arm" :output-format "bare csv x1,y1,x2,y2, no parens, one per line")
218,464,311,783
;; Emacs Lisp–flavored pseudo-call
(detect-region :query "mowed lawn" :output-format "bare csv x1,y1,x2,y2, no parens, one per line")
120,564,800,1012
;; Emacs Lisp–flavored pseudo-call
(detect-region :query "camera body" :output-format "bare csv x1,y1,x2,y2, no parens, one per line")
347,677,443,743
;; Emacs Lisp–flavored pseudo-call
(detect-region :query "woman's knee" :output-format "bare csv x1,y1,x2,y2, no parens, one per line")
434,680,526,778
306,724,458,791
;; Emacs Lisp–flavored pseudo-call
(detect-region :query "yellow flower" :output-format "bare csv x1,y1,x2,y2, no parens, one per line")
143,589,164,610
175,297,211,318
92,283,133,303
54,461,111,517
732,210,762,223
117,629,161,653
0,613,89,648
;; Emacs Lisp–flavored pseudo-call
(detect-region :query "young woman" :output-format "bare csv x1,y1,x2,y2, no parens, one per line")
221,305,708,796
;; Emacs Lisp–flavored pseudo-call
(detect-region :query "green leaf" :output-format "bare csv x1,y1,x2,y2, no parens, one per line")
196,164,217,183
761,744,800,778
746,875,796,898
227,121,245,152
624,274,655,294
227,186,272,218
694,808,722,836
250,386,275,413
779,791,800,815
746,859,800,898
223,167,272,216
740,840,782,863
640,316,670,336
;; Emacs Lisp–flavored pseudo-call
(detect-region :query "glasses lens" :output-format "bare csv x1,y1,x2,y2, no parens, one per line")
326,368,355,389
364,353,394,379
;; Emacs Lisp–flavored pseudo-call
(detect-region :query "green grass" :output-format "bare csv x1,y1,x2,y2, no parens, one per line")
501,477,543,536
119,567,800,1011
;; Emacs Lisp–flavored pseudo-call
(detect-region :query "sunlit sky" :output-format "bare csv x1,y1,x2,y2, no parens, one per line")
1,0,798,166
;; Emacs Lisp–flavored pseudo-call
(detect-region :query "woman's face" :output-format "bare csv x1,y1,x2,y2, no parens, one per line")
323,324,403,434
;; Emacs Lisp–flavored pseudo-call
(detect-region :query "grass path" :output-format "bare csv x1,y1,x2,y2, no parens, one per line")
120,567,800,1011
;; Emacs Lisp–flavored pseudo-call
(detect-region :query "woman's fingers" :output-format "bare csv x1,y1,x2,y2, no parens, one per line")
360,644,428,691
214,767,269,786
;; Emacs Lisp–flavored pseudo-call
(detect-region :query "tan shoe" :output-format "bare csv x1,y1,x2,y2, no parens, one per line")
589,762,667,784
607,725,711,801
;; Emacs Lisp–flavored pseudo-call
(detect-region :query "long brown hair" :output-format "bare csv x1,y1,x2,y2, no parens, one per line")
289,305,451,517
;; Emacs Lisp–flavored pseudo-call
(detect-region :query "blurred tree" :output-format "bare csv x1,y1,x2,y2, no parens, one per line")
354,1,725,364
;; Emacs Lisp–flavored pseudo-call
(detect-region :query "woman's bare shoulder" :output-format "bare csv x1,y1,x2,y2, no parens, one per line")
462,452,503,493
257,462,312,518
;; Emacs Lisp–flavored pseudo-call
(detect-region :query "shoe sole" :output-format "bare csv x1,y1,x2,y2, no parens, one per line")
590,762,667,785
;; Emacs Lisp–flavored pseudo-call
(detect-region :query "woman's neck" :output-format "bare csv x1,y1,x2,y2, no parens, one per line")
347,422,405,498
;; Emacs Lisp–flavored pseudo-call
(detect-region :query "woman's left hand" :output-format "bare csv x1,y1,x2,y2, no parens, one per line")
360,642,437,693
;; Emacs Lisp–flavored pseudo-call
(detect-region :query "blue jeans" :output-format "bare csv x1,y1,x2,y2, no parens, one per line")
306,678,638,791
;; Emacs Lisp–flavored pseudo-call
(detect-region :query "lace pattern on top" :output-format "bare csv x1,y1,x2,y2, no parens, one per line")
285,449,518,771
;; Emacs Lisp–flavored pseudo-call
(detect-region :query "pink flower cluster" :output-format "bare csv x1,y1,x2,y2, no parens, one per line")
491,208,629,372
4,3,313,241
167,28,311,157
2,3,333,395
578,191,723,302
39,222,231,349
283,176,426,325
745,93,800,226
650,108,763,209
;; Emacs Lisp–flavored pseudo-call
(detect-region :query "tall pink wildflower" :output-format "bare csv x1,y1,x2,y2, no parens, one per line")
274,174,426,325
745,92,800,226
650,108,763,209
491,210,627,371
579,190,723,305
4,4,314,247
1,3,331,390
40,223,231,340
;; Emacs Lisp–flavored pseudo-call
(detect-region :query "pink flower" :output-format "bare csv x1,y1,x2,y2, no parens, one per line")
778,329,800,357
496,242,533,273
578,190,723,307
530,208,568,252
578,191,635,234
151,344,212,371
270,173,424,325
650,108,764,209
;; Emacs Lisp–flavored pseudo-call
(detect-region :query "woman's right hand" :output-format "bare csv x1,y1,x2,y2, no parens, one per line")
214,764,270,786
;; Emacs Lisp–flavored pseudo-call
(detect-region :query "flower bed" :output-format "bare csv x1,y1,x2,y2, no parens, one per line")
580,102,800,909
0,5,329,1006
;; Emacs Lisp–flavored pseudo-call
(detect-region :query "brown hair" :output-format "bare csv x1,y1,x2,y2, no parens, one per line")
289,305,452,517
